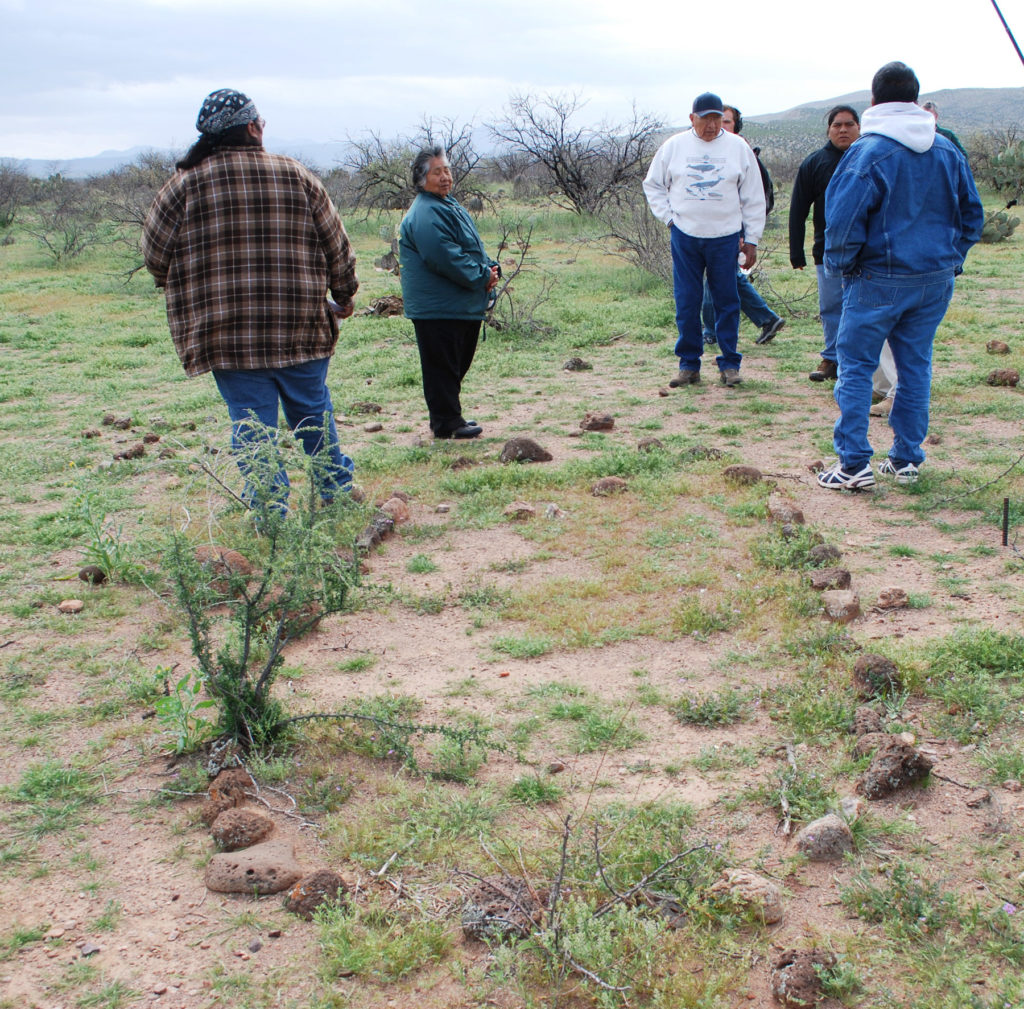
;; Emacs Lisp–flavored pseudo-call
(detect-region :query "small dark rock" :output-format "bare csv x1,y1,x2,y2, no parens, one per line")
355,511,395,552
852,654,902,699
767,494,804,524
78,565,107,585
580,411,614,431
461,877,544,942
856,737,933,798
112,416,133,430
592,476,628,496
113,442,145,461
82,428,101,439
723,465,762,484
500,437,553,464
986,340,1011,354
101,413,116,426
249,939,262,952
284,869,349,920
637,437,664,453
875,587,909,610
986,368,1020,387
79,943,101,958
809,567,851,591
793,813,854,861
771,948,837,1008
808,544,842,566
143,432,161,444
852,706,883,736
563,357,592,371
350,401,383,414
681,445,722,462
366,295,403,316
211,808,275,851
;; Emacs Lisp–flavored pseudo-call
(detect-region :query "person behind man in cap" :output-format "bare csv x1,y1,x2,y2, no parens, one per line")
142,89,359,513
700,104,785,349
788,105,861,383
921,101,967,155
643,92,766,388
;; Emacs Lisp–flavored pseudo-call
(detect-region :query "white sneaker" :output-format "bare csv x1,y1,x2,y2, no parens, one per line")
817,461,876,491
878,458,919,484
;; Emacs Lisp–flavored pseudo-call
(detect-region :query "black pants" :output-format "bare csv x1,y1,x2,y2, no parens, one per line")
412,318,481,436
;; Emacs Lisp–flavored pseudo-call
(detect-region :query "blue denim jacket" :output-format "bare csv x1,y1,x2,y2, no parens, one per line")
823,133,983,281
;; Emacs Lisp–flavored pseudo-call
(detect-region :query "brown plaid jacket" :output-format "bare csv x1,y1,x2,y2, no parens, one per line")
142,148,358,376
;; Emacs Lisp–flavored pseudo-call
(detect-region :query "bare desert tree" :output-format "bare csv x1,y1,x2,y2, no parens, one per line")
594,189,672,284
344,116,483,213
20,173,105,263
0,159,31,230
488,92,663,215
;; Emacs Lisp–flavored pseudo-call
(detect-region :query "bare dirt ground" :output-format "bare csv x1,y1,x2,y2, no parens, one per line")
3,328,1023,1009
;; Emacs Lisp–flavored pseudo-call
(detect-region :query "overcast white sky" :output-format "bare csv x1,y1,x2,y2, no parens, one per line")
2,0,1022,160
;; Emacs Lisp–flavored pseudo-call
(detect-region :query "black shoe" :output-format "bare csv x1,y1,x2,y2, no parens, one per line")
809,359,838,382
434,422,482,440
703,333,717,346
755,316,785,345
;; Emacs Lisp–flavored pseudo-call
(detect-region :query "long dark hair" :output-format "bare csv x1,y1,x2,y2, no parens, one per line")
176,124,260,170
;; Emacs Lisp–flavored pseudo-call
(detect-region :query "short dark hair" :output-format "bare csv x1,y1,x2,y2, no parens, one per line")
411,145,446,191
723,105,743,134
871,62,920,104
827,105,860,128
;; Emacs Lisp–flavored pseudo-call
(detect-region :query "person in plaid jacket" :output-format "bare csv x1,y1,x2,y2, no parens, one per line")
143,88,359,510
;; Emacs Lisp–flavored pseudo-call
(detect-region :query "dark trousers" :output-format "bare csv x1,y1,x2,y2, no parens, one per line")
412,318,481,435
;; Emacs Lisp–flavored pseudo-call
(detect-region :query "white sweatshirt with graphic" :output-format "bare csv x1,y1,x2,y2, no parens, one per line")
643,127,766,244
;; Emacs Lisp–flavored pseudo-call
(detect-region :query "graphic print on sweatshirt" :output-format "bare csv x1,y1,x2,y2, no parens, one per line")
685,157,725,200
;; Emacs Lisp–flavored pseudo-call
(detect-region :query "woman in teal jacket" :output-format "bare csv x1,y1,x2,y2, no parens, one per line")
399,146,498,439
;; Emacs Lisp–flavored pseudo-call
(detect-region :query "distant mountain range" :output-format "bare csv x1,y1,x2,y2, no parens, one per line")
7,87,1022,179
8,139,353,179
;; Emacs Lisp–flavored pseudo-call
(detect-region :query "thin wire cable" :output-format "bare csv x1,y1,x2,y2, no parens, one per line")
990,0,1024,69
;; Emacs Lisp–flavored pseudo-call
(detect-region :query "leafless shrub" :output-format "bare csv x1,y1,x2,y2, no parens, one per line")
488,92,663,215
344,116,483,213
20,174,106,263
86,151,177,275
593,188,672,283
0,159,31,229
487,218,553,336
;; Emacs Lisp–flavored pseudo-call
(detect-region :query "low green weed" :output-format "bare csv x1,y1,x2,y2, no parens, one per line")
840,861,958,939
509,775,565,805
316,897,451,982
670,687,752,727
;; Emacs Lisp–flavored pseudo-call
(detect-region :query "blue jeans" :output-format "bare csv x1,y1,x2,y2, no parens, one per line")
670,225,741,372
833,272,954,471
212,357,353,507
701,271,776,338
817,265,843,362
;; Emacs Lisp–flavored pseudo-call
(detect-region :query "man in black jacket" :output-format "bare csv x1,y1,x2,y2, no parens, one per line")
788,105,860,381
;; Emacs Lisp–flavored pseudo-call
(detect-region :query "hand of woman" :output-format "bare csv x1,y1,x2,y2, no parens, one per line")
486,266,500,292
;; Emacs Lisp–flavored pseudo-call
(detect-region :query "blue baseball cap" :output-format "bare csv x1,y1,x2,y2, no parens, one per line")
692,92,724,117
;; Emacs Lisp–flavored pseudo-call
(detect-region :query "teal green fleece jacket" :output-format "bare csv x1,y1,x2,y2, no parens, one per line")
399,191,496,319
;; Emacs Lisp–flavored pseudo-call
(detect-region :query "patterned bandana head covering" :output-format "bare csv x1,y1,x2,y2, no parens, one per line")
195,89,259,135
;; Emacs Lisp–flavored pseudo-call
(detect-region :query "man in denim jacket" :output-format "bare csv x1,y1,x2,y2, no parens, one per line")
817,62,983,490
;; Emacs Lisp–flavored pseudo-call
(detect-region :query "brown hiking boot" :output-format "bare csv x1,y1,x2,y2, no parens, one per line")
809,359,838,382
719,368,742,387
669,369,700,387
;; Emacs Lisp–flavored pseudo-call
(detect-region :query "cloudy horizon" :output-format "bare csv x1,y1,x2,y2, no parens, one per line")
2,0,1023,162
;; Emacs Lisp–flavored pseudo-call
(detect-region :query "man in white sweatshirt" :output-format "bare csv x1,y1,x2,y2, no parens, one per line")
643,91,766,387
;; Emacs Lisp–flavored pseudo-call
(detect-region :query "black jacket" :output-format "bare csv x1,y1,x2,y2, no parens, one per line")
788,141,845,268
